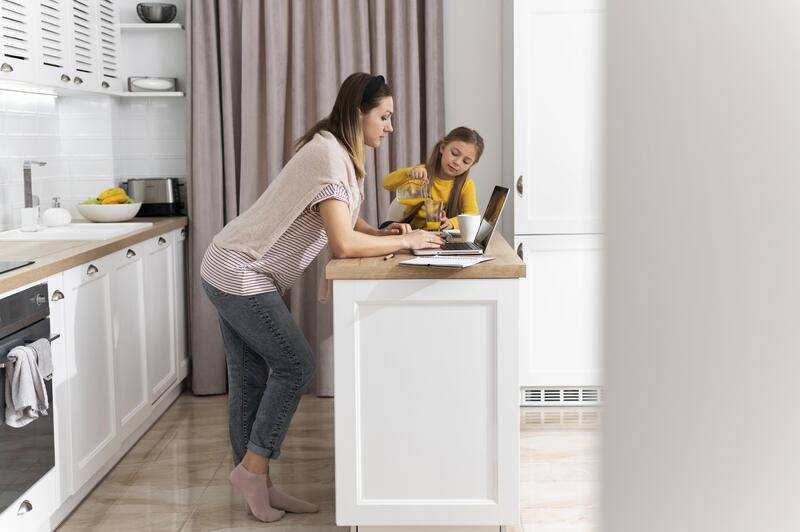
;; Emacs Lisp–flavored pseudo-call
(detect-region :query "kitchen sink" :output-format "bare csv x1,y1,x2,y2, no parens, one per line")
0,222,154,241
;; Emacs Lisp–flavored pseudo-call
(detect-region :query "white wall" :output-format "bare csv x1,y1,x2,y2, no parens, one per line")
443,0,504,227
0,92,185,231
604,1,800,531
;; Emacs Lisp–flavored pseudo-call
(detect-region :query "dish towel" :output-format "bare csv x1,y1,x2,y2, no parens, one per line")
30,338,53,381
4,344,49,428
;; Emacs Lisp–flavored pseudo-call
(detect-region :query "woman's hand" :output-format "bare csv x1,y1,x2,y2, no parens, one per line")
409,166,428,184
404,229,445,250
439,211,453,231
378,222,412,236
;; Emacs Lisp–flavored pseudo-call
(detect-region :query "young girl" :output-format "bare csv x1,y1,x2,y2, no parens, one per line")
382,127,485,230
200,73,443,523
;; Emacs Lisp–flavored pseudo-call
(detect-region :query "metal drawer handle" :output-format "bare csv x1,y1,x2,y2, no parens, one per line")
73,75,83,85
158,236,167,246
101,81,110,88
87,264,99,275
516,243,524,261
126,249,136,258
1,62,13,73
60,73,71,82
516,175,524,197
50,334,61,342
51,290,64,301
17,500,32,515
180,227,186,238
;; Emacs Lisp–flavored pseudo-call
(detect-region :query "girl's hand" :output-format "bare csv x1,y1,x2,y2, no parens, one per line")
378,222,412,236
439,212,453,231
409,166,428,183
404,229,444,250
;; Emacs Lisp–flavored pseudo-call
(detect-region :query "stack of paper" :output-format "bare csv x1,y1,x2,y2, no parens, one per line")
399,256,495,269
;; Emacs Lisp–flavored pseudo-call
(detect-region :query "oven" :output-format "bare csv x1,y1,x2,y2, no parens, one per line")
0,283,55,514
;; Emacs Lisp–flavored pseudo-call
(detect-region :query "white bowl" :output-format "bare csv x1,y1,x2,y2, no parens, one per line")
77,202,142,223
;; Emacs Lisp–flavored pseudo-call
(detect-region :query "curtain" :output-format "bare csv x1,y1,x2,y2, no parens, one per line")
187,0,445,396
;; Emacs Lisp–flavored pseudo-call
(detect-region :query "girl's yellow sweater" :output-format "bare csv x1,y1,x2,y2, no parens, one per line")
382,165,480,229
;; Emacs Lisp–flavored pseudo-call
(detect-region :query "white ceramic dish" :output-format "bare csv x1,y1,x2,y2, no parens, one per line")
78,202,142,222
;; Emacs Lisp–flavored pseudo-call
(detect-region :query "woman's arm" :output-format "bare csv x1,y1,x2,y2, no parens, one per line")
320,199,443,258
355,216,411,236
355,216,380,236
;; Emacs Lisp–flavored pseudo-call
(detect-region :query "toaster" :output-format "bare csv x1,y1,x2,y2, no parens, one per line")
125,178,184,216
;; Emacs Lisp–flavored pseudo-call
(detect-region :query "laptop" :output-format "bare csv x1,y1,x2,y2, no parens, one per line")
413,186,509,256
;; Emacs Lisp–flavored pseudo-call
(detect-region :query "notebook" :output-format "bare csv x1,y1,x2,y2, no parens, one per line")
400,256,495,269
413,185,509,256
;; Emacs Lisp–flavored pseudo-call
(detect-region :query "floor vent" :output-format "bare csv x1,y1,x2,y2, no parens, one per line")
521,386,603,406
522,408,602,428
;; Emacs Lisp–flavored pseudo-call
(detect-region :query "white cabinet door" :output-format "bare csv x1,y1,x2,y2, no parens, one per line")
47,274,73,506
173,227,188,380
68,0,101,89
0,0,40,82
143,232,177,403
37,0,102,91
516,234,603,387
514,0,604,234
63,256,119,489
95,0,121,92
110,244,150,438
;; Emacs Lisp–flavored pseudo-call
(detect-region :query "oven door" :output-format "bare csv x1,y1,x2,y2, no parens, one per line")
0,318,54,514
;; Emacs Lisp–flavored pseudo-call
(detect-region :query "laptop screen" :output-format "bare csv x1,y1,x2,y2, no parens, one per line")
474,186,509,246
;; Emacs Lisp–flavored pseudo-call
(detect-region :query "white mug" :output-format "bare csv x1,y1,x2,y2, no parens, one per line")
457,214,481,242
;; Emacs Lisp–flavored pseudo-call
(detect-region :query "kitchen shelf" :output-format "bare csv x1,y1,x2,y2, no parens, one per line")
113,91,185,98
119,23,184,31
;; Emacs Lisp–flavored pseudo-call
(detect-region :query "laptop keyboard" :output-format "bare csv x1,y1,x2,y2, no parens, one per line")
443,242,481,251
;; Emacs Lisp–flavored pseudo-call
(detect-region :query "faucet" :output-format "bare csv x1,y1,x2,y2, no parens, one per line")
23,160,47,208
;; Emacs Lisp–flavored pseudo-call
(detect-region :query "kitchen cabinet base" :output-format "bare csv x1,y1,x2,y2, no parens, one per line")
50,381,184,528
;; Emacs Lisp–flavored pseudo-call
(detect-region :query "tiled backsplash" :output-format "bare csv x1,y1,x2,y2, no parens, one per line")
0,91,186,231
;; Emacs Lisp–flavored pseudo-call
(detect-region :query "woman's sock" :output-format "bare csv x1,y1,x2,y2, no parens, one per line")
268,485,320,513
229,464,285,522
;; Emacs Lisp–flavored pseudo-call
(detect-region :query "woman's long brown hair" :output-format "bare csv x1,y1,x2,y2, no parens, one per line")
295,73,392,178
426,127,485,217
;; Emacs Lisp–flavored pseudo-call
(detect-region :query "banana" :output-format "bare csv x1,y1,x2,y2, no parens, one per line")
98,187,126,201
101,193,129,204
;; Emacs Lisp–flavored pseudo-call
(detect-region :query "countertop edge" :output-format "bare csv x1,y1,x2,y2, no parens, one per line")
0,217,188,294
325,234,527,280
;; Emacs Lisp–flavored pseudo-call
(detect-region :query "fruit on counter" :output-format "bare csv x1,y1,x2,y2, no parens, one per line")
98,187,126,201
82,187,137,205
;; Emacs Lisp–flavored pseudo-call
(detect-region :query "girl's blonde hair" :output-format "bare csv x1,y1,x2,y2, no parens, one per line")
426,127,485,216
295,73,392,178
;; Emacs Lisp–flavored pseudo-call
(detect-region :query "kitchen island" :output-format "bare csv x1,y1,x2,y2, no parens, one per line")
326,234,525,531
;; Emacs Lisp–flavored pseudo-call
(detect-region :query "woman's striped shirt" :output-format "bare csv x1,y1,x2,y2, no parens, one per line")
200,184,349,295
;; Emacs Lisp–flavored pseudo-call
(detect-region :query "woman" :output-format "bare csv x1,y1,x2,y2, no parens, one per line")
201,72,444,522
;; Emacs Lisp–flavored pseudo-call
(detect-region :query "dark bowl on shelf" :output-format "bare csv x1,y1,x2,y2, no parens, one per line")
136,3,177,23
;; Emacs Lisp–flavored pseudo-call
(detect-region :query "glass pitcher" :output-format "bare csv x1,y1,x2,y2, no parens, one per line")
395,178,429,218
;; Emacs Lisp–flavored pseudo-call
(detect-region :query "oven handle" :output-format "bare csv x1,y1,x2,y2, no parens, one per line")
0,334,61,369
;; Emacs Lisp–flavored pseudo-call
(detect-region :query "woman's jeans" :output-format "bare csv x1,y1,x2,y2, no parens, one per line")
202,280,314,463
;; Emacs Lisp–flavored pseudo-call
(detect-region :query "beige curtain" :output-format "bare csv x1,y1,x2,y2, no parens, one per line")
187,0,445,396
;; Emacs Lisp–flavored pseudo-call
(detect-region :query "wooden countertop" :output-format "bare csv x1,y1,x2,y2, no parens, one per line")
0,217,188,294
326,233,526,280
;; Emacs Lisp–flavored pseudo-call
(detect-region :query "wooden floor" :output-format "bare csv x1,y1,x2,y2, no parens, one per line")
57,392,599,531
